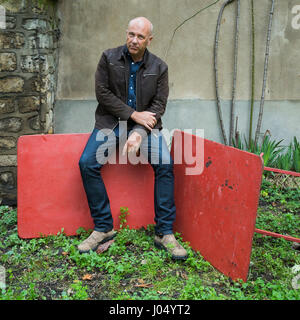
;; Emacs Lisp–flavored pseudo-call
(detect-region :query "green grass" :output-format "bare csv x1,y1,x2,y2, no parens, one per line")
0,177,299,300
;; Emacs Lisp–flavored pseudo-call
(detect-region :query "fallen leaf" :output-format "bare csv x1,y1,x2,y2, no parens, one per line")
82,274,93,281
62,251,68,256
134,279,153,288
96,239,114,254
181,272,188,280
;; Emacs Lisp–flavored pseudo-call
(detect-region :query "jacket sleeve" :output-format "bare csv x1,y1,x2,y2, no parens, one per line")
95,52,135,120
131,64,169,139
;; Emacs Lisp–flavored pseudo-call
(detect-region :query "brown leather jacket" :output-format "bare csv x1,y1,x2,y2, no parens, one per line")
94,45,169,137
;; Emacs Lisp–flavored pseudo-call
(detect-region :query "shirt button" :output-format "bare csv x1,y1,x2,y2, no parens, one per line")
131,62,134,65
130,87,133,89
129,99,132,102
131,75,133,77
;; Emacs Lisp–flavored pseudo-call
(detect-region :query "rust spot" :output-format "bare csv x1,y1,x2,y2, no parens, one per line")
205,160,212,168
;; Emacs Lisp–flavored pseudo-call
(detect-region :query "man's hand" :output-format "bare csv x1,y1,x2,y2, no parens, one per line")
122,131,142,156
130,111,157,131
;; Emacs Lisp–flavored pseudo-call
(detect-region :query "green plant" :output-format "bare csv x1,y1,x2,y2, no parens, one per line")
259,135,284,167
292,136,300,172
276,146,293,171
232,133,300,173
62,280,89,300
119,206,130,229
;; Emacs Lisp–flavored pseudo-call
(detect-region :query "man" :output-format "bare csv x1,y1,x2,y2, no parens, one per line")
78,17,187,260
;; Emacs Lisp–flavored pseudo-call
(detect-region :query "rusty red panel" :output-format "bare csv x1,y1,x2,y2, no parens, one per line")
17,134,155,238
17,131,263,281
171,130,263,281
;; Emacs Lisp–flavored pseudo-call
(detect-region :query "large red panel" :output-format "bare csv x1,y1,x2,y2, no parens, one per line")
17,131,263,281
17,134,155,238
171,130,263,281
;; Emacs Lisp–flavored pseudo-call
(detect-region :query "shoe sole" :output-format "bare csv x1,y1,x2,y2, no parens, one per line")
154,241,188,261
78,232,117,254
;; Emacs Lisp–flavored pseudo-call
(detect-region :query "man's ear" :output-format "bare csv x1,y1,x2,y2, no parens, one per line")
147,35,153,46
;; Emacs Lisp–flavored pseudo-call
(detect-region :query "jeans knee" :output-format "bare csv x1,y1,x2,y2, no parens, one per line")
79,154,93,172
78,155,86,172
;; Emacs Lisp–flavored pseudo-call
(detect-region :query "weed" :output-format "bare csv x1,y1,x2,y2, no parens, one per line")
119,206,130,229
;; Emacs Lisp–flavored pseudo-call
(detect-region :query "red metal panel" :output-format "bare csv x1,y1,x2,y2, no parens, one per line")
171,130,263,281
17,131,264,281
17,134,155,239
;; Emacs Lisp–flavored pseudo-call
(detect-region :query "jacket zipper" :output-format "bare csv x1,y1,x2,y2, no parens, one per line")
111,57,129,132
136,63,145,112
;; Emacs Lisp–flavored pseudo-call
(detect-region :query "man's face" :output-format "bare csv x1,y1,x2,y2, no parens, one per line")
126,20,153,60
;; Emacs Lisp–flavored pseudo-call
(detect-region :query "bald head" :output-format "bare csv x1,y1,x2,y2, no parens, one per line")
126,17,154,62
128,17,153,36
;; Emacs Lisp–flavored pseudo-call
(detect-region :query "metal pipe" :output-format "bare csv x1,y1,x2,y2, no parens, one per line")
255,228,300,243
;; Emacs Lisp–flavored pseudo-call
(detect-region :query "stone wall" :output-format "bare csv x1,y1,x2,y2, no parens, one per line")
0,0,60,205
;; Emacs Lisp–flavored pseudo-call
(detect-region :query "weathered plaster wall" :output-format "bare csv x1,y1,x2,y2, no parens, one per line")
56,0,300,100
54,0,300,146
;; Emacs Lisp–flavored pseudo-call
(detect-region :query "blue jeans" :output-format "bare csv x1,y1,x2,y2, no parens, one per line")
79,124,176,236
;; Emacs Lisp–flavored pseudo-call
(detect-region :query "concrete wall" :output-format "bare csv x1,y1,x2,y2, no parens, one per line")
54,0,300,145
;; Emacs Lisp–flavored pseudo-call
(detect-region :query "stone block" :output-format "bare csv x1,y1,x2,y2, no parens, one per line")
21,54,55,74
1,0,27,13
20,55,40,73
22,18,47,30
0,117,23,133
28,33,53,49
0,98,15,114
32,73,55,93
0,76,24,93
28,115,42,131
0,76,23,93
0,171,15,189
0,52,17,71
0,136,17,150
0,155,17,166
0,32,25,49
18,95,40,113
5,16,17,29
44,109,53,131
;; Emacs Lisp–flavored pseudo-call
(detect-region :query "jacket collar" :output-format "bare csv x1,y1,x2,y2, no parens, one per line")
118,44,150,68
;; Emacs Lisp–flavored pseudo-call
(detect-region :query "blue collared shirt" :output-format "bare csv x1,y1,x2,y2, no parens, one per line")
125,48,142,110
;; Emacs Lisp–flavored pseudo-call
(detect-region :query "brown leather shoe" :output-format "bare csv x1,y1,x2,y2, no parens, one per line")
154,234,188,260
78,229,116,253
